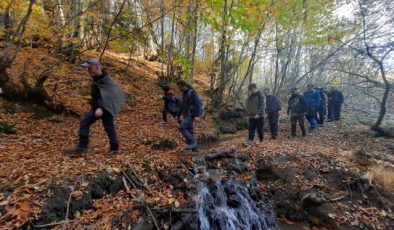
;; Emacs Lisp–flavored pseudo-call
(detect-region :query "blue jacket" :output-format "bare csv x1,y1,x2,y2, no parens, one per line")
303,90,321,108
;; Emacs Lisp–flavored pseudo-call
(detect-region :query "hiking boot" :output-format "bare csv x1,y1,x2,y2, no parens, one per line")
66,146,88,155
186,142,198,150
105,150,118,157
271,136,277,140
243,140,253,147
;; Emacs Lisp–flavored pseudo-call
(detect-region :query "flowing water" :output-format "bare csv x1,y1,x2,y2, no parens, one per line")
194,157,278,230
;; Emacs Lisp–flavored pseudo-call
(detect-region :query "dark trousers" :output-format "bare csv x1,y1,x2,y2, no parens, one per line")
179,115,197,146
248,117,264,142
78,110,119,150
306,107,318,129
317,106,326,125
162,109,180,123
331,103,342,121
267,112,279,138
291,114,306,137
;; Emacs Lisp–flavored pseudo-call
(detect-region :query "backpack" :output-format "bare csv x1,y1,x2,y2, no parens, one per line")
187,89,204,117
167,96,181,114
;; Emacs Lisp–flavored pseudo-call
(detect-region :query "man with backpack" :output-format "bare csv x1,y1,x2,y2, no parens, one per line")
66,59,125,157
176,80,204,153
244,83,265,147
287,87,308,138
160,85,181,124
264,88,281,139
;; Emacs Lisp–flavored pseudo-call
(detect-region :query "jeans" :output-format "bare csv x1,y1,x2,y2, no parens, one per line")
291,114,306,137
179,115,197,147
248,117,264,142
267,112,279,138
78,110,119,150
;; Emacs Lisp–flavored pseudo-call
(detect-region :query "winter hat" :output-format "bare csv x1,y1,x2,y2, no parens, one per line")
161,85,171,92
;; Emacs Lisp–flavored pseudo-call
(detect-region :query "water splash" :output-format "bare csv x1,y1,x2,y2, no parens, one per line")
196,178,277,230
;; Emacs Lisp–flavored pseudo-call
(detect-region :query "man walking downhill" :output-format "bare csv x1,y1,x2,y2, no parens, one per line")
244,84,265,147
177,80,203,153
303,84,321,131
264,88,281,139
67,59,125,157
327,86,344,121
288,87,308,138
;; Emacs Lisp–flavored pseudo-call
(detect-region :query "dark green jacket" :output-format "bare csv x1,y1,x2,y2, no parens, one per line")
92,72,125,116
246,91,265,118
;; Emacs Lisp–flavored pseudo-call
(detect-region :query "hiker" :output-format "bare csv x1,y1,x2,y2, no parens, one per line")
160,85,181,124
177,80,204,153
67,59,125,157
303,84,321,130
287,87,308,137
327,86,344,121
244,83,265,147
263,88,281,139
315,87,328,126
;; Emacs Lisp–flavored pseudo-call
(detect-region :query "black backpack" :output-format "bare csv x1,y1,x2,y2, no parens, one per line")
167,96,181,114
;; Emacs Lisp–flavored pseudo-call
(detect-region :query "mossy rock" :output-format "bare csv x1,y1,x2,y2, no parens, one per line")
0,121,16,134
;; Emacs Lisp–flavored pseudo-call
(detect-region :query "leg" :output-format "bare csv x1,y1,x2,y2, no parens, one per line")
248,118,257,141
299,115,306,136
268,113,274,137
327,104,333,121
336,104,342,120
78,111,98,148
272,112,279,138
291,115,297,137
162,110,168,122
256,117,264,142
102,111,119,150
179,115,197,147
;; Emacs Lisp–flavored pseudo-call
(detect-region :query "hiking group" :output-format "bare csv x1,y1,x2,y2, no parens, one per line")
66,59,344,156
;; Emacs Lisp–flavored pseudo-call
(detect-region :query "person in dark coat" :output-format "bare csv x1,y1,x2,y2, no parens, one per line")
303,84,321,130
67,59,125,157
244,83,265,147
287,87,307,137
327,86,344,121
264,88,281,139
177,80,202,153
160,85,181,124
315,87,327,125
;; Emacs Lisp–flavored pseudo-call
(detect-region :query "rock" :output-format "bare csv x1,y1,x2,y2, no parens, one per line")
304,165,320,181
229,159,249,174
302,192,337,229
151,139,177,150
256,160,280,181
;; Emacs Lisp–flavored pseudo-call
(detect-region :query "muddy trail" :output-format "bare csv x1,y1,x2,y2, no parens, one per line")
20,121,394,230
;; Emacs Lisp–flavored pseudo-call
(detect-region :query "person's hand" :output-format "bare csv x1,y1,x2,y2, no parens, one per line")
95,108,103,118
254,114,259,119
278,111,281,115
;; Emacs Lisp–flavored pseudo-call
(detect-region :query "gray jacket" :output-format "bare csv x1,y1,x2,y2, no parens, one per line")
246,91,265,118
93,74,126,116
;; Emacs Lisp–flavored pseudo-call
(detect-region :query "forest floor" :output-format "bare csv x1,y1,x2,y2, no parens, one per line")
0,47,393,229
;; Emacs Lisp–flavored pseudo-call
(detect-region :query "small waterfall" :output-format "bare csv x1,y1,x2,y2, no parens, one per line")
194,157,278,230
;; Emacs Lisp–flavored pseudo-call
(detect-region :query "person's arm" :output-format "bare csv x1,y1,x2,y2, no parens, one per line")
277,96,282,112
287,98,291,114
258,93,265,116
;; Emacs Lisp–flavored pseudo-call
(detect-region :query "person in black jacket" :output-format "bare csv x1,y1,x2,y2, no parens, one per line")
160,85,181,124
327,87,344,121
67,59,125,157
177,80,202,153
264,88,281,139
287,87,307,137
315,87,328,125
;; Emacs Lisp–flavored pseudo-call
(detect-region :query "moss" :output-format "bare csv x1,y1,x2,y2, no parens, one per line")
0,121,16,134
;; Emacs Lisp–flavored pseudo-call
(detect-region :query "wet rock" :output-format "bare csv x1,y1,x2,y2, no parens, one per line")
151,139,177,150
280,166,297,183
198,132,220,145
228,159,248,174
270,188,304,222
205,148,249,162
